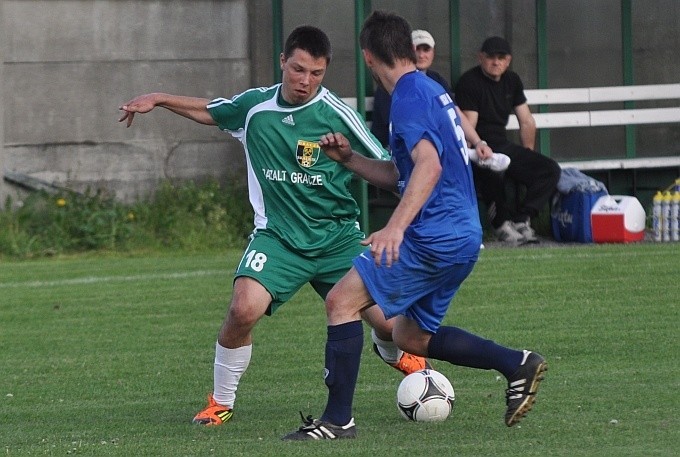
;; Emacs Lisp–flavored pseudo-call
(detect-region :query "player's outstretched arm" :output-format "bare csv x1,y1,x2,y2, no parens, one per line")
319,132,399,192
118,93,216,127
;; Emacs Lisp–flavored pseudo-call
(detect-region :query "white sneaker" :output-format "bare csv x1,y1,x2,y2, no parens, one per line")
513,221,538,243
468,149,511,172
494,221,526,246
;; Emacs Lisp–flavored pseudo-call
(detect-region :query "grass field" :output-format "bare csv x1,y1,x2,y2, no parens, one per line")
1,243,678,456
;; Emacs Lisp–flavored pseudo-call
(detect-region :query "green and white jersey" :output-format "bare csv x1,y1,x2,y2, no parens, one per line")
207,84,390,255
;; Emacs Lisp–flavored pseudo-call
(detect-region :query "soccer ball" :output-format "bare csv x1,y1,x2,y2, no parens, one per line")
397,369,455,422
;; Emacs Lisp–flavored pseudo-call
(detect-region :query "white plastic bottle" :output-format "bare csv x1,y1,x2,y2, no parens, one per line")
671,191,680,242
652,191,663,242
661,191,672,242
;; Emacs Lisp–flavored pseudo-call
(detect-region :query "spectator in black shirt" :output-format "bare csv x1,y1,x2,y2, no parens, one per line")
455,37,561,245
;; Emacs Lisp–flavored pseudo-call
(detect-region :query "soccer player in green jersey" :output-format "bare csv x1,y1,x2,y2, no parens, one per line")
119,25,429,426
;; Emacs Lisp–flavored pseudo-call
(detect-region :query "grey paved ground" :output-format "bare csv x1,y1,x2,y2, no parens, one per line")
482,230,660,250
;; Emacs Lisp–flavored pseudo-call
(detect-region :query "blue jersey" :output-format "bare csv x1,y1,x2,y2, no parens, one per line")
389,71,482,262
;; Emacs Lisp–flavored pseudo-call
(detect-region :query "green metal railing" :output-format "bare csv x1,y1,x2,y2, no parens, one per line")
533,0,635,157
621,0,636,158
535,0,551,156
271,0,283,83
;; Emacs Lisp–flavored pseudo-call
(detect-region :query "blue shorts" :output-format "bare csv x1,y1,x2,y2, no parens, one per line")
353,239,476,334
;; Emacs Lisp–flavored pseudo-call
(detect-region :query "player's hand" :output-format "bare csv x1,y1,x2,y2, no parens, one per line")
118,94,158,127
475,142,494,161
361,225,403,267
319,132,353,163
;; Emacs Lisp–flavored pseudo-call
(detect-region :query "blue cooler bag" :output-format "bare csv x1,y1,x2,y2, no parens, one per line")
551,168,608,243
551,189,608,243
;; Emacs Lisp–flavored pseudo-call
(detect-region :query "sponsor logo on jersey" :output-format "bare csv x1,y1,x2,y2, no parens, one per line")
281,114,295,125
296,140,320,168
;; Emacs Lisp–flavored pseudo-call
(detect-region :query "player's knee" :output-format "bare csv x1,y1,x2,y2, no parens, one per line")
226,301,261,329
324,288,345,319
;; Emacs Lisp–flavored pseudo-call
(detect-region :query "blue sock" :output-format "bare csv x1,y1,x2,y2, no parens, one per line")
320,321,363,426
427,326,523,378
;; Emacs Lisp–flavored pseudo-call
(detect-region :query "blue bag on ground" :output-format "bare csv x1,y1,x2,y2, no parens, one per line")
551,168,608,243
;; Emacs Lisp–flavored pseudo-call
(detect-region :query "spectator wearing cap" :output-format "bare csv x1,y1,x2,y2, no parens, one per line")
371,30,500,178
454,37,561,245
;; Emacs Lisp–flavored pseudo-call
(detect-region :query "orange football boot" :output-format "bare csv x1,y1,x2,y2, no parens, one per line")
192,393,233,426
373,344,432,376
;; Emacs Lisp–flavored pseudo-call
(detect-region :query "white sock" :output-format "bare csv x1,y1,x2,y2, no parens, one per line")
213,342,252,408
371,329,403,365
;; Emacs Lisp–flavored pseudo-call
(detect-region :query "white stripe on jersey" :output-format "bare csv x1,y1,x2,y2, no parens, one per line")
207,86,275,109
207,97,230,109
322,92,387,160
212,88,283,231
242,141,267,230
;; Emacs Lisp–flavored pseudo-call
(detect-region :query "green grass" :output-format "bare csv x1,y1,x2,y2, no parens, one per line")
1,244,678,456
0,180,253,258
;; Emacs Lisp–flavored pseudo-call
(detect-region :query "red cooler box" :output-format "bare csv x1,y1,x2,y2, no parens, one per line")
590,195,646,243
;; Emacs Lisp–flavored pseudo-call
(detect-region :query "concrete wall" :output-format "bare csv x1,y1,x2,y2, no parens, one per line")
0,1,4,202
2,0,678,205
1,0,252,203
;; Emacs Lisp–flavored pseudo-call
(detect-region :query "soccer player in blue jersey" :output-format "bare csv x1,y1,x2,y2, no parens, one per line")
283,11,547,441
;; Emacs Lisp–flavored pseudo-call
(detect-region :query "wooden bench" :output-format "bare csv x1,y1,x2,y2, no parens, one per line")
506,83,680,200
506,83,680,171
507,83,680,130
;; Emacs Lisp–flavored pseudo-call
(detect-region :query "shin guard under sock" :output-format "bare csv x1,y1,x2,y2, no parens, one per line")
321,321,363,426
